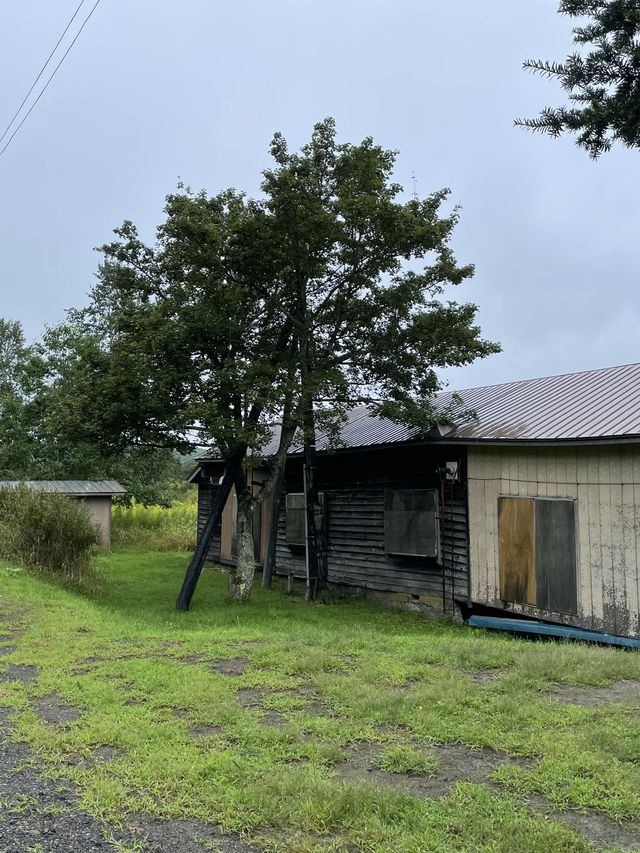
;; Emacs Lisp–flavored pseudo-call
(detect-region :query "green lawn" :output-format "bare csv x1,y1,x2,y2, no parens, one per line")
2,551,640,851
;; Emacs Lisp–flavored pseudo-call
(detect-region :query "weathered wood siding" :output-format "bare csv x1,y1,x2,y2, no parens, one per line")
197,482,222,562
468,444,640,637
272,447,470,608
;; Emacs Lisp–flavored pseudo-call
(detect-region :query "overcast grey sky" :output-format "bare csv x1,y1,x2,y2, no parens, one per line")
0,0,638,392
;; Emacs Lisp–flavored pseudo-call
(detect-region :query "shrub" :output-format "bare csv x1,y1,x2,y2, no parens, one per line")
0,486,100,588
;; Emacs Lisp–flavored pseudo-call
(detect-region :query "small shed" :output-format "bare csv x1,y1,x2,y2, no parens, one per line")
0,480,126,549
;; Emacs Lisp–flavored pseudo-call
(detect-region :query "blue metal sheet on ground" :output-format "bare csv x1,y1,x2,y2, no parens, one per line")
468,615,640,649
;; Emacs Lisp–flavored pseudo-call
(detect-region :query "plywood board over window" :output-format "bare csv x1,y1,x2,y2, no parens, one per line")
286,493,306,546
498,497,536,605
498,496,577,615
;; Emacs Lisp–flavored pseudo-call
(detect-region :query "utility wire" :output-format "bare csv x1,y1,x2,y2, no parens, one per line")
0,0,88,147
0,0,102,160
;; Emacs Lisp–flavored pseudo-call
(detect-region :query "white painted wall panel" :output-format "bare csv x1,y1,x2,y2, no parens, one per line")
467,444,640,637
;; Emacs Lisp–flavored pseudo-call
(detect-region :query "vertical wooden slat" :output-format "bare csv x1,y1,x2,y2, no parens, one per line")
576,447,592,624
488,448,501,599
587,450,604,624
598,450,615,629
621,477,637,637
608,447,627,633
517,450,528,494
498,497,536,604
536,448,548,498
633,448,640,636
527,447,538,494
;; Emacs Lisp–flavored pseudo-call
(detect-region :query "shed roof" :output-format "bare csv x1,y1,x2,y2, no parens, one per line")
0,480,127,497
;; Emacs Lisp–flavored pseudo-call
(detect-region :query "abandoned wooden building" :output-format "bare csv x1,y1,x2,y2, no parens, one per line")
0,480,126,549
189,362,640,639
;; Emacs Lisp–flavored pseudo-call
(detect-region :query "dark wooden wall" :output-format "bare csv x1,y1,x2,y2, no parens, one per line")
196,443,470,609
197,482,222,562
273,445,469,607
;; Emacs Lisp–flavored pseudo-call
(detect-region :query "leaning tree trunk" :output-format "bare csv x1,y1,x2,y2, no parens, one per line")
227,485,256,601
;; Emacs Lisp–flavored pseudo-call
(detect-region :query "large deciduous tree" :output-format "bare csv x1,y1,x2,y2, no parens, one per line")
516,0,640,158
40,119,499,607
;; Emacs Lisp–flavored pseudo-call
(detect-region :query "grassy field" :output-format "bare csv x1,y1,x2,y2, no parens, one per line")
2,552,640,851
111,495,198,551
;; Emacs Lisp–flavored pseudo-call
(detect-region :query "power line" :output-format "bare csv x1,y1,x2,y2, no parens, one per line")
0,0,103,160
0,0,89,148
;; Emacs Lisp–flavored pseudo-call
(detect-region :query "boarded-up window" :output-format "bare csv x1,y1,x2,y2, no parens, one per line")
498,496,577,614
384,489,438,557
286,492,327,547
286,493,306,546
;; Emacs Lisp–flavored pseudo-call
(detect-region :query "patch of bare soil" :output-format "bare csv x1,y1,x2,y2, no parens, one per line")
188,724,224,737
0,643,17,656
237,687,264,709
332,742,533,799
546,680,640,707
260,712,289,728
178,653,206,665
211,657,250,676
0,663,38,682
523,792,640,852
122,815,259,852
64,745,125,769
235,688,291,728
35,693,81,725
92,745,123,763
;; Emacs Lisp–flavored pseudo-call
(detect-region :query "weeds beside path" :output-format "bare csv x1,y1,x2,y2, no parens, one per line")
2,551,640,851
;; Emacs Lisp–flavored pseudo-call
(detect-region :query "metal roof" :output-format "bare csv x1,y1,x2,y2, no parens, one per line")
440,361,640,442
293,363,640,450
194,362,640,468
0,480,127,497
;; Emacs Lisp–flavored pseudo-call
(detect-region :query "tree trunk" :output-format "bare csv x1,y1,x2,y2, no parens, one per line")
175,447,245,611
228,489,256,601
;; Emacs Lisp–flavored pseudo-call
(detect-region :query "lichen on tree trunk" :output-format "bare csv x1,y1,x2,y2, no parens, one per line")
228,496,255,601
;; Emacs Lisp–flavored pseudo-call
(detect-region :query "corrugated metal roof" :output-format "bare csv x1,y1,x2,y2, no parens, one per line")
306,362,640,448
195,363,640,466
440,361,640,441
0,480,127,496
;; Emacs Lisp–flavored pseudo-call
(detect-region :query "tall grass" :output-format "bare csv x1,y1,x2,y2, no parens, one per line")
111,492,198,551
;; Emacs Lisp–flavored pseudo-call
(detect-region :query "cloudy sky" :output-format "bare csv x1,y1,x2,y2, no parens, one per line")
0,0,638,392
